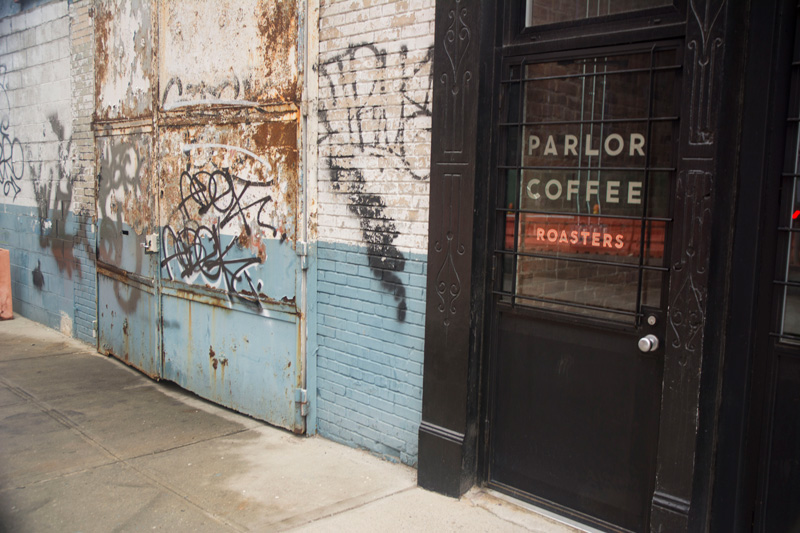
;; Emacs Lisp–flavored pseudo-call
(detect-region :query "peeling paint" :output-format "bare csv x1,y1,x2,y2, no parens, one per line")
158,120,299,307
95,0,154,121
95,0,305,433
159,0,299,110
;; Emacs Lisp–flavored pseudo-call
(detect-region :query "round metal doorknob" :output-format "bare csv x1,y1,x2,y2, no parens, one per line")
638,334,659,353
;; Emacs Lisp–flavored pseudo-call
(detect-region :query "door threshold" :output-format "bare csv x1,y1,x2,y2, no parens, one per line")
482,488,603,533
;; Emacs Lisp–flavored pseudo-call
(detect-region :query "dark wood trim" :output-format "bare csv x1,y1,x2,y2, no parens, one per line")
649,1,730,530
418,0,496,497
502,0,686,49
688,0,755,530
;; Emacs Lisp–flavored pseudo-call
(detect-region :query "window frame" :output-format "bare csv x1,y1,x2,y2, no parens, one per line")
492,41,682,326
501,0,687,55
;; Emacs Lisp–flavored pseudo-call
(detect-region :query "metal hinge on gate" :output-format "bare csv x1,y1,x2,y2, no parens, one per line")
294,388,308,417
297,242,309,271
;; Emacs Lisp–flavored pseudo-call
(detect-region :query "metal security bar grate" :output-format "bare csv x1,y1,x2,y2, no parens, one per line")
493,45,680,324
773,47,800,342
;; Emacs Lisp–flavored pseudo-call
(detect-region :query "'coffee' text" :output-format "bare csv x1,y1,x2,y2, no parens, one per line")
527,178,642,204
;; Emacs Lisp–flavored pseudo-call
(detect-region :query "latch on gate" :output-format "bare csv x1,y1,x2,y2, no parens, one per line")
140,233,159,254
294,388,308,417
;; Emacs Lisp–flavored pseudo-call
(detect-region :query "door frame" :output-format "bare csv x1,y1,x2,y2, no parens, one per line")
483,38,684,532
419,1,743,531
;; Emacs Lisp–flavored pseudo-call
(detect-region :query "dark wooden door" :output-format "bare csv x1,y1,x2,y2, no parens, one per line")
487,44,681,532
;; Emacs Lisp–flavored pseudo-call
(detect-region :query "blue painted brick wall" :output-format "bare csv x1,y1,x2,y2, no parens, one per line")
72,213,97,344
316,241,427,466
0,205,95,341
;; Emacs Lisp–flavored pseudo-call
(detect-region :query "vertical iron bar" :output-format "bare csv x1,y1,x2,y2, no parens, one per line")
597,57,609,217
634,45,659,326
587,59,599,214
512,60,529,307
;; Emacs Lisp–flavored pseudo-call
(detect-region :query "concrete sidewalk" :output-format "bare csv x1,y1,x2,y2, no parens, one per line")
0,316,580,532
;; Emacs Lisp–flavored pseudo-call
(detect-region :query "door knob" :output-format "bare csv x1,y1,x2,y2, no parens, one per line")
638,334,659,353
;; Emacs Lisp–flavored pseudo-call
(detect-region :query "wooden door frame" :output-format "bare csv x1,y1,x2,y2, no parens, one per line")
419,1,748,531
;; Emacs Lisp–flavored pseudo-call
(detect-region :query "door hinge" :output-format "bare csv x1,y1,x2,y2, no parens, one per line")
294,388,308,417
491,255,497,282
297,241,309,271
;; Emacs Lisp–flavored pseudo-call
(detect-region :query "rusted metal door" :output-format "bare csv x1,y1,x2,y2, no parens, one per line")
95,0,160,379
97,132,160,378
95,0,306,432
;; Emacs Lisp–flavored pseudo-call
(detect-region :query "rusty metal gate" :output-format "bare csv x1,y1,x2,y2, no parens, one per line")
94,0,306,432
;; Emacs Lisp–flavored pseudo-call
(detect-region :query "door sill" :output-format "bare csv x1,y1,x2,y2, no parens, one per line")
482,488,603,533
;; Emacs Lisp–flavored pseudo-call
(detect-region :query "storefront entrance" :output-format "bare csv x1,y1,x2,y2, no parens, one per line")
420,2,732,532
486,44,680,532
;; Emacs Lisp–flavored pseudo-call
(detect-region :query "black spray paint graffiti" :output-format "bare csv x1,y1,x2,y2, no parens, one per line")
0,65,24,199
97,139,147,311
161,75,256,110
32,260,44,289
161,156,284,309
318,44,433,321
0,64,84,289
32,114,78,281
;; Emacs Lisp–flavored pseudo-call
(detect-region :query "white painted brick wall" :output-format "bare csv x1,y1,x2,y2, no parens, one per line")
0,1,72,210
317,0,434,255
0,1,92,340
69,0,97,344
69,0,95,217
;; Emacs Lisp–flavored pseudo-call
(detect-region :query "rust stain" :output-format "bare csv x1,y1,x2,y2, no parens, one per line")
159,1,299,109
209,345,228,373
256,1,300,103
252,119,300,232
210,346,218,370
159,121,299,268
237,225,251,247
94,7,112,110
94,0,154,121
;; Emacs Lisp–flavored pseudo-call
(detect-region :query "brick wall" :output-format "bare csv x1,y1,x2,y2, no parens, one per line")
69,0,96,344
0,1,95,341
315,0,434,465
316,241,426,464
